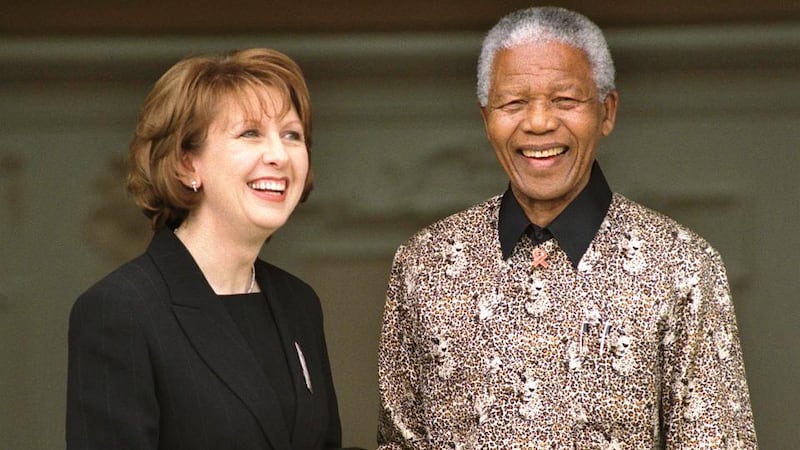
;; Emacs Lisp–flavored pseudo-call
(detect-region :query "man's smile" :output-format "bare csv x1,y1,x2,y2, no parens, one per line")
520,146,568,158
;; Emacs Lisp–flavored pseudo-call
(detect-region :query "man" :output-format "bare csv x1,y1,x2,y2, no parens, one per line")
377,6,757,449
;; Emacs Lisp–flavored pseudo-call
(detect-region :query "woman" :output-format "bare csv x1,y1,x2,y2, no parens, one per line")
67,48,342,449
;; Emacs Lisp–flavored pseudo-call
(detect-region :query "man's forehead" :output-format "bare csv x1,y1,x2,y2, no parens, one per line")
496,40,589,63
491,43,594,83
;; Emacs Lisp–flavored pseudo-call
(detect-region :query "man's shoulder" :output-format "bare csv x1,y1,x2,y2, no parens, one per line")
610,194,678,227
609,193,719,257
405,195,501,243
390,195,501,265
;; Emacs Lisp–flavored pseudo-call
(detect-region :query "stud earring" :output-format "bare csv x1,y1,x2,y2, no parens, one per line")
191,180,198,192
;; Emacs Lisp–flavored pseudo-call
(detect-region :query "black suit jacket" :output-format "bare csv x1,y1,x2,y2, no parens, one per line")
67,228,342,449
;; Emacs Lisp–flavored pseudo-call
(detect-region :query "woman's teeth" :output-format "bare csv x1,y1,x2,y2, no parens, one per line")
248,180,285,192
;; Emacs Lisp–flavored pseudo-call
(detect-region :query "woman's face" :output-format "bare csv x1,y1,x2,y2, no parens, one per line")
185,86,309,240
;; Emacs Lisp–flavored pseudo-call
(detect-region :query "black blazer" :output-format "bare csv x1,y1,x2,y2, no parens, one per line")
67,228,342,450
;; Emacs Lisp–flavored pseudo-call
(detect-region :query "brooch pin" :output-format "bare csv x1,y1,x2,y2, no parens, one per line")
295,342,313,393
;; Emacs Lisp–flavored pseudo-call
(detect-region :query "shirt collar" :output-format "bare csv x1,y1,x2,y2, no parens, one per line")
498,161,612,267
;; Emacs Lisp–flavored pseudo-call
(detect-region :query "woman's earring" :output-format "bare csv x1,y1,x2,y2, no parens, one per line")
191,180,198,192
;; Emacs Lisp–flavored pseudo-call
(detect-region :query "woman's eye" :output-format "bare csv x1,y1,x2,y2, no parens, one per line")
240,129,260,138
282,131,304,142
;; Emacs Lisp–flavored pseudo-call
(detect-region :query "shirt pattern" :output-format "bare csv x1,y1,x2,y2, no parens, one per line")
378,194,757,449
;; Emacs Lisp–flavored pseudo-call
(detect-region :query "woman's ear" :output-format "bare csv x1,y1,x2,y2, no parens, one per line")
177,151,200,190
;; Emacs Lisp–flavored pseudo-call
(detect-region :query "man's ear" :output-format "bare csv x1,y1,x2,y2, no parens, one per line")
479,104,491,140
601,90,619,137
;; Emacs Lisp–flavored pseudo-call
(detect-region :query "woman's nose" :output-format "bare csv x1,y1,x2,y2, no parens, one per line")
261,135,289,165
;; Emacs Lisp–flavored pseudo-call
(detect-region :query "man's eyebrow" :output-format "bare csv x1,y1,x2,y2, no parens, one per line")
549,81,585,91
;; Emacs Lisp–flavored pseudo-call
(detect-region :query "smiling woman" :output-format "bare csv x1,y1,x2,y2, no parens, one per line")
66,48,346,450
127,48,315,233
178,88,310,252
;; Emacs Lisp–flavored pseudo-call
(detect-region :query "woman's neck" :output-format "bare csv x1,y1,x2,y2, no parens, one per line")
173,218,264,295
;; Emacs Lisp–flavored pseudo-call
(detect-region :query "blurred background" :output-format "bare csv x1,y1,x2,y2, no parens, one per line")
1,1,798,448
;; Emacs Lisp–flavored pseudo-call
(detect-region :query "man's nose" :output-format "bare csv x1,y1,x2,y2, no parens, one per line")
522,100,558,133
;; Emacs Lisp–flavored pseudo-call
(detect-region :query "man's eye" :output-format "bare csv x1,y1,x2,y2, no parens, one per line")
499,100,526,112
553,97,581,109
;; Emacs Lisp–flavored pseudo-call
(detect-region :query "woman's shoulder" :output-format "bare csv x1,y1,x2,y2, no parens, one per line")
73,253,164,313
256,260,323,316
257,260,314,292
256,259,319,302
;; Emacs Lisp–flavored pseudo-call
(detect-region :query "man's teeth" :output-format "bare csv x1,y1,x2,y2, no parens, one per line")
521,146,566,158
248,180,285,192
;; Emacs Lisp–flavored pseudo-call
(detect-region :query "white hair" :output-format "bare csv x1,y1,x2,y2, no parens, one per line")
477,6,615,107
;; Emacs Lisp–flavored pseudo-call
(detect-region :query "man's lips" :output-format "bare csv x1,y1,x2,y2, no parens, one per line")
519,146,568,158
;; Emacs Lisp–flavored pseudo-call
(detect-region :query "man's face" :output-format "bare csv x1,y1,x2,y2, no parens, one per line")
480,41,617,224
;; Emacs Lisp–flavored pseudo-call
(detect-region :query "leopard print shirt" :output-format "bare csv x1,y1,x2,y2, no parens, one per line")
378,194,757,449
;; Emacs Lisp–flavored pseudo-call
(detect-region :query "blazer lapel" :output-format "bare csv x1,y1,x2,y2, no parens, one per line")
146,229,292,450
258,262,321,450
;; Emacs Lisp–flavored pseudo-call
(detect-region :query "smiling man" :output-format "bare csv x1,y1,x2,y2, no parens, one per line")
377,6,757,449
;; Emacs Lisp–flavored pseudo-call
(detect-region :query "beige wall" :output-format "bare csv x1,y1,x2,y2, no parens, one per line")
1,25,798,448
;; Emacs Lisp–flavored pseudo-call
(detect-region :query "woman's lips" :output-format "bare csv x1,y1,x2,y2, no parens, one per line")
247,179,286,194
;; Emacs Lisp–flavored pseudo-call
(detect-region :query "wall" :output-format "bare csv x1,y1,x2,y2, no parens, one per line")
1,25,798,448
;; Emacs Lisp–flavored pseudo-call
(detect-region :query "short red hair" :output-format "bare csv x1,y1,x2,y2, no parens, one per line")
126,48,314,230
